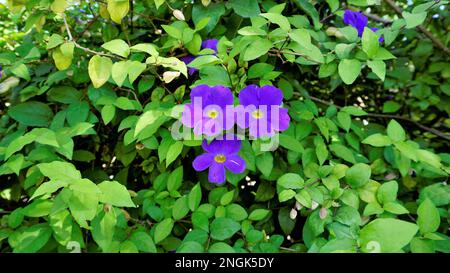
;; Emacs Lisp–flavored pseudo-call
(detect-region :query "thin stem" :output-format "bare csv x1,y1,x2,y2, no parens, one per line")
382,0,450,56
63,15,124,60
299,93,450,141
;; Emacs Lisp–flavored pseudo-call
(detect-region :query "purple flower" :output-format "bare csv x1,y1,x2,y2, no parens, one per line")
236,85,290,138
182,84,235,136
181,39,219,75
343,10,383,42
193,136,246,184
201,39,218,53
180,55,198,75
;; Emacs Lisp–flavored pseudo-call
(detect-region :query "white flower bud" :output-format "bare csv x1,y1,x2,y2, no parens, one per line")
173,9,185,21
294,201,302,211
289,208,297,220
311,200,319,210
319,208,328,219
155,29,162,35
163,71,180,83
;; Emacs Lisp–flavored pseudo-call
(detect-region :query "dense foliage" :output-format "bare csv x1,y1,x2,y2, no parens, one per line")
0,0,449,253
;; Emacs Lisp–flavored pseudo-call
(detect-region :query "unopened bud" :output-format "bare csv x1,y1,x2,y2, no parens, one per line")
295,201,302,211
311,200,319,210
135,143,145,150
319,208,328,219
155,29,162,35
163,71,180,83
173,9,185,21
289,208,297,220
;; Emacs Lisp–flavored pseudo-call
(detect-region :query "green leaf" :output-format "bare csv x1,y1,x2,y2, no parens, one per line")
260,13,290,31
154,218,174,243
88,55,113,88
362,27,379,58
359,218,418,252
98,181,135,207
384,202,409,215
37,161,81,182
256,152,273,177
68,179,101,227
377,180,398,204
210,217,241,240
362,133,392,147
134,110,163,137
367,60,386,81
402,11,427,28
166,141,183,167
225,204,248,222
9,101,53,127
387,120,406,142
192,211,209,232
277,173,304,189
192,3,225,33
209,242,235,253
107,0,129,24
243,38,272,61
382,101,401,113
188,183,202,211
229,0,260,18
248,209,270,221
173,196,190,220
11,63,30,81
417,198,440,234
111,61,128,87
338,59,361,84
92,209,117,252
130,43,159,56
102,39,130,58
337,111,351,131
101,104,116,125
47,34,64,49
345,163,371,188
129,231,157,253
167,166,183,192
11,224,52,253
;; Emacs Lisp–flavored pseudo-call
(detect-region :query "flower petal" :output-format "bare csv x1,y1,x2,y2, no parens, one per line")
201,39,219,53
277,107,291,131
192,153,214,171
343,10,368,37
224,155,246,174
238,84,260,107
208,162,226,184
259,85,283,106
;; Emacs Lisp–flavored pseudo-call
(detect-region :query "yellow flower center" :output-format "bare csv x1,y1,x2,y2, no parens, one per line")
252,109,264,119
207,109,219,119
214,154,226,163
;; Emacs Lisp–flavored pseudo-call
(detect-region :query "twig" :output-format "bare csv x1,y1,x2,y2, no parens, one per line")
382,0,450,56
301,94,450,141
63,15,124,60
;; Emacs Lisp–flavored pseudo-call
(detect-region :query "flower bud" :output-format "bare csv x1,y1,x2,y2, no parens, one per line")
173,9,185,21
289,208,297,220
311,200,319,210
294,201,302,211
155,29,162,35
163,71,180,83
319,208,328,219
201,0,211,7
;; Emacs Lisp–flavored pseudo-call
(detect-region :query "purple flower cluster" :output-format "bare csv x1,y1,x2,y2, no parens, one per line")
181,39,219,75
343,10,384,43
183,84,291,184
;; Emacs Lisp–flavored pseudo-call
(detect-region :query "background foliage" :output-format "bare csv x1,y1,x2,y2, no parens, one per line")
0,0,449,253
